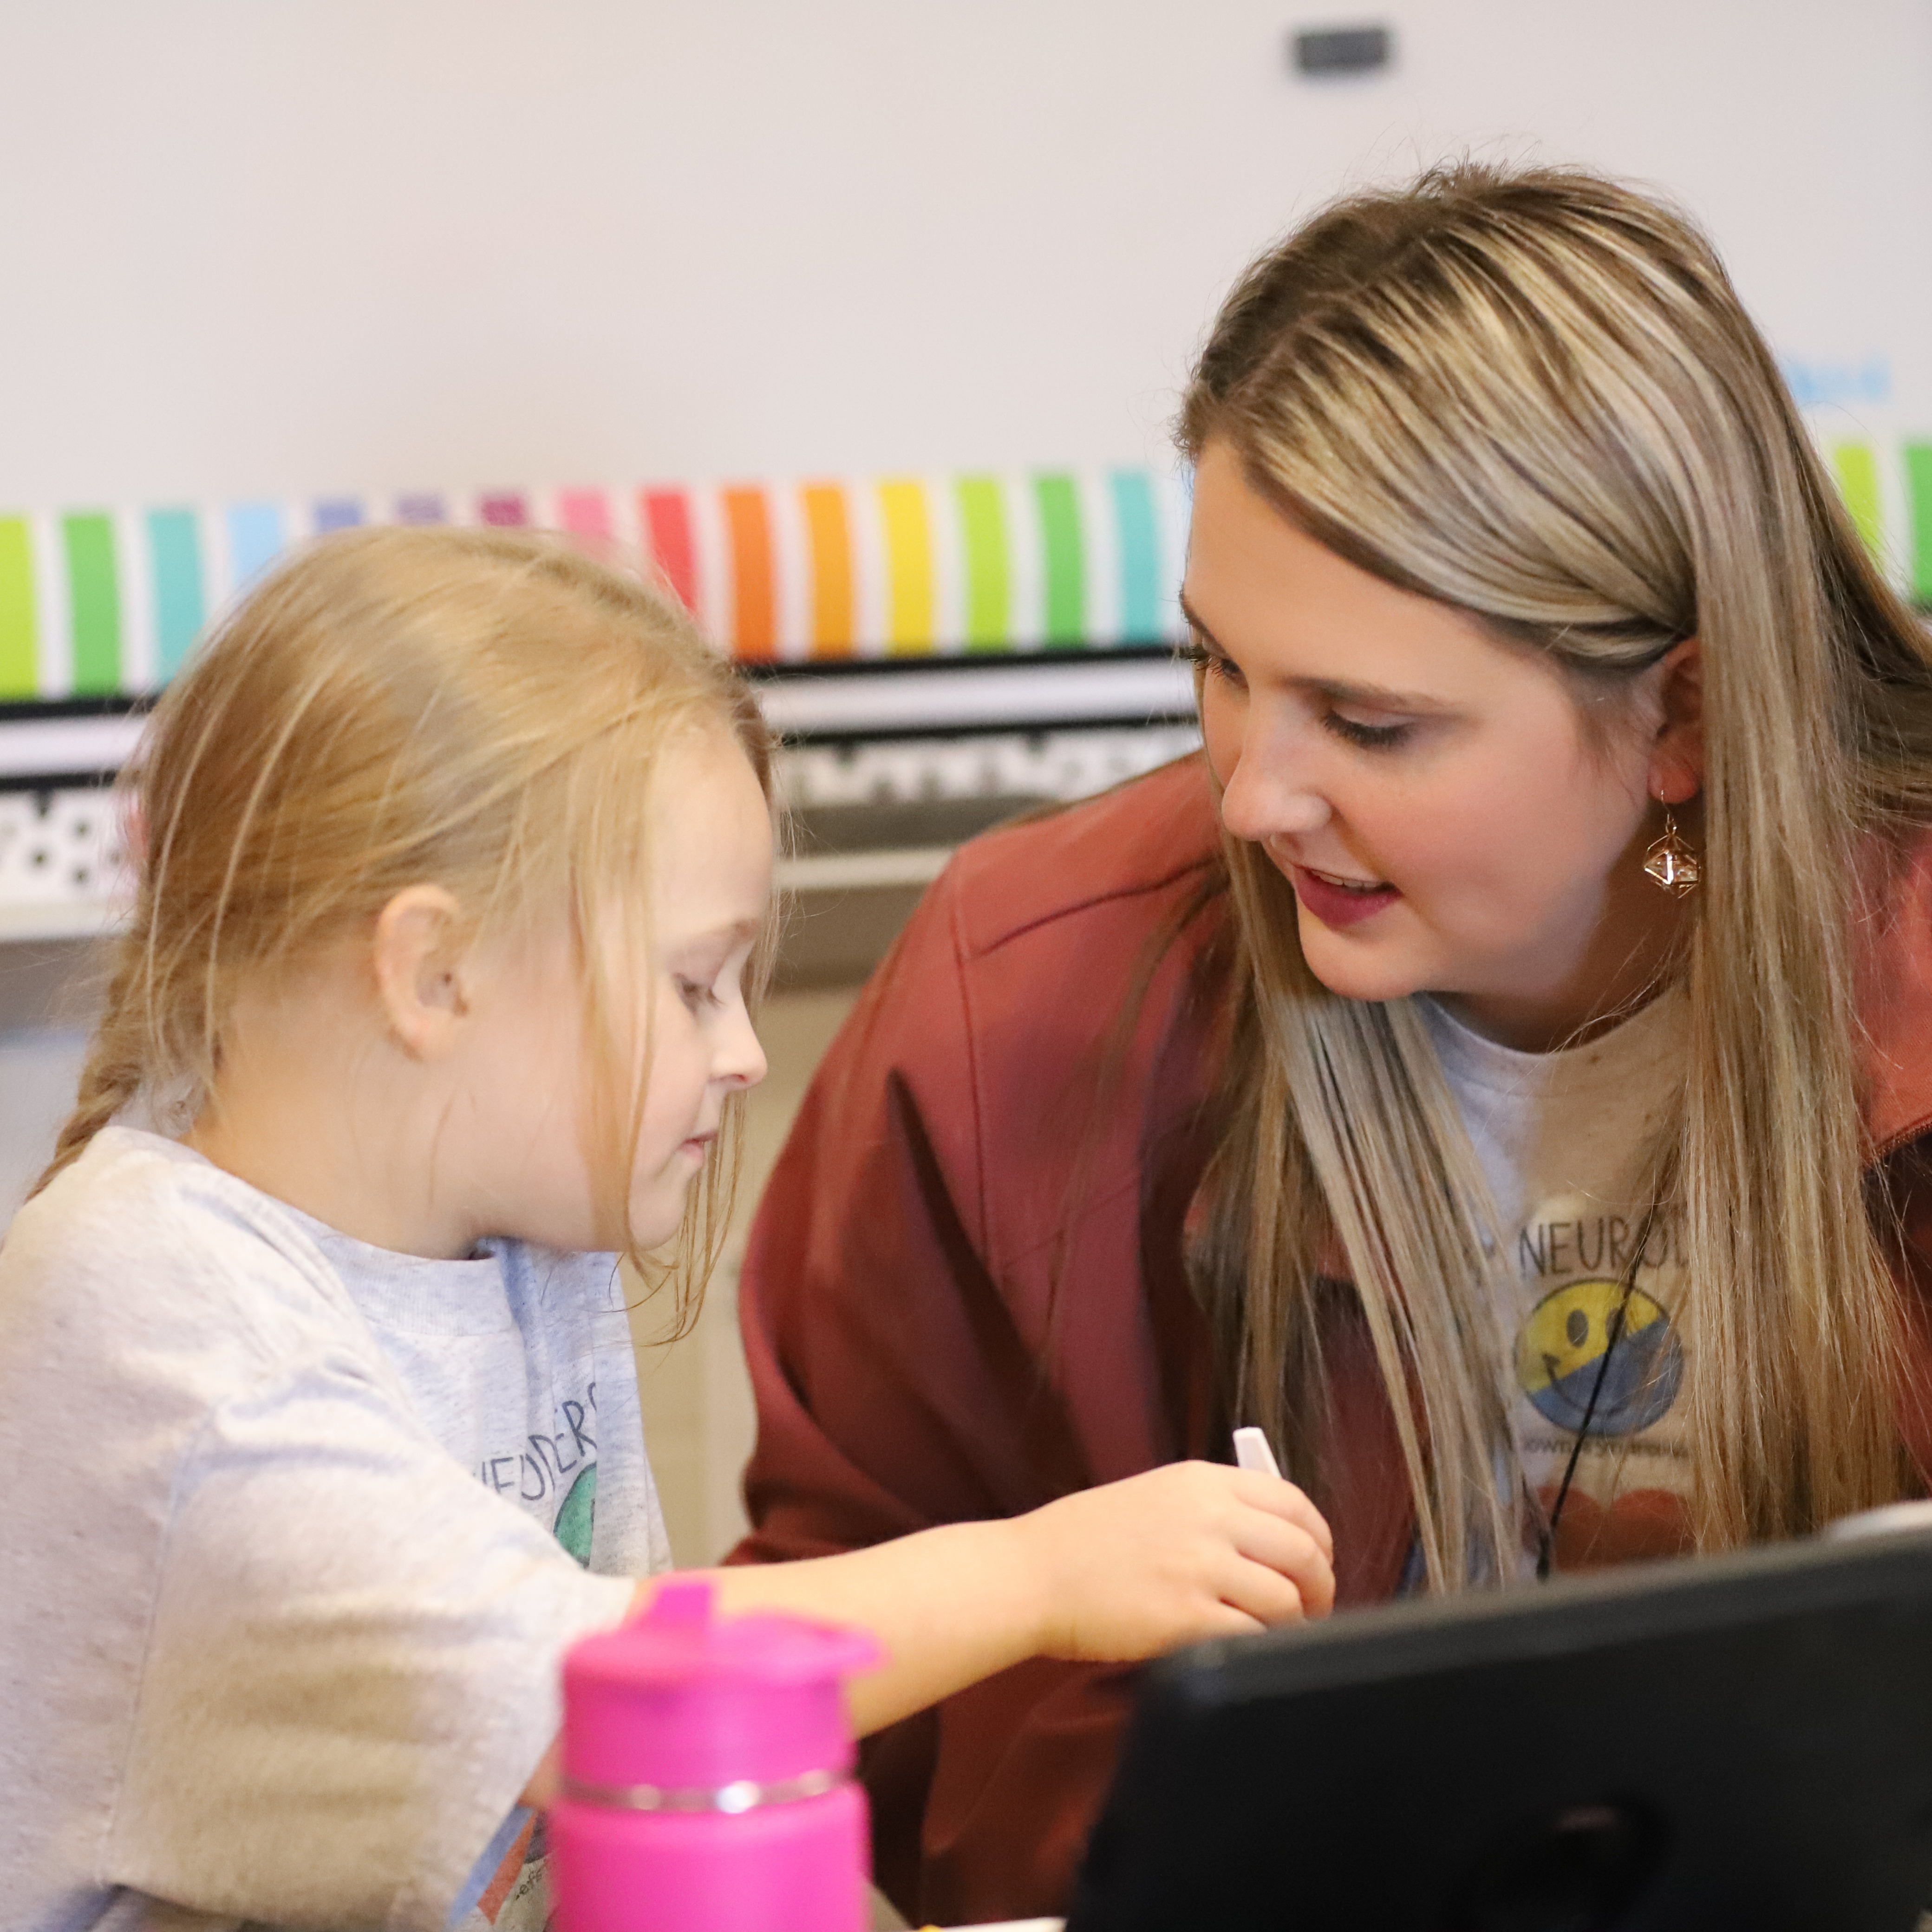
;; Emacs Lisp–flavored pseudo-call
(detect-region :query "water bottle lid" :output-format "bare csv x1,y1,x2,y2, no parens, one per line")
572,1578,881,1687
562,1578,881,1790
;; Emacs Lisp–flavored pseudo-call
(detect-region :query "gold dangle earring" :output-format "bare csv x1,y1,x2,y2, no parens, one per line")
1642,804,1700,897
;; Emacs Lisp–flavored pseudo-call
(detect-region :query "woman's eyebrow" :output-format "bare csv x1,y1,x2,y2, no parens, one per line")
1178,592,1455,714
1297,673,1456,715
1178,592,1222,649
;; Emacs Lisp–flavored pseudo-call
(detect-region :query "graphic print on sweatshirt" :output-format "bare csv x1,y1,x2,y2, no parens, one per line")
476,1379,600,1565
1509,1191,1690,1568
458,1374,609,1928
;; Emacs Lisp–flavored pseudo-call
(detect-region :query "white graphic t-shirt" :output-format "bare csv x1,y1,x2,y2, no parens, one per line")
289,1197,672,1932
1422,990,1693,1570
0,1127,670,1932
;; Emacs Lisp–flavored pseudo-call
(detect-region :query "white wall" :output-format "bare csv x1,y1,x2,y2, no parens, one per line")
0,1029,87,1217
0,0,1925,513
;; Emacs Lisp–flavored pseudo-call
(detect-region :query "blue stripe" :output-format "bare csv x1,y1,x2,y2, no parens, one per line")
226,503,287,588
146,509,206,682
1110,470,1163,642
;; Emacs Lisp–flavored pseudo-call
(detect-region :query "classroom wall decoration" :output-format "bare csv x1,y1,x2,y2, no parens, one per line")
0,469,1195,703
1,437,1919,706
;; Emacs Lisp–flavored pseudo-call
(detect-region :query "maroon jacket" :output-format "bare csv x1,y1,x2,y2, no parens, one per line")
728,755,1932,1926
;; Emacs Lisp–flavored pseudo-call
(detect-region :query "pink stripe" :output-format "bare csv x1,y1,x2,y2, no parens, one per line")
479,492,529,527
556,489,613,541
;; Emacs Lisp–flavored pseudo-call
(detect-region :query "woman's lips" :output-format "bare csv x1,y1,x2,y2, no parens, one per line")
1290,864,1401,929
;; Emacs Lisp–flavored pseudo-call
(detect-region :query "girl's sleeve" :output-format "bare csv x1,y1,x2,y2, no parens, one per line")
108,1345,632,1932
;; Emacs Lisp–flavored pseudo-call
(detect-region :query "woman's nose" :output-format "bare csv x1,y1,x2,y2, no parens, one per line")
1218,733,1332,844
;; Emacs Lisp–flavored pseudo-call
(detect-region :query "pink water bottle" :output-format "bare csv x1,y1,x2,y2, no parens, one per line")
549,1578,881,1932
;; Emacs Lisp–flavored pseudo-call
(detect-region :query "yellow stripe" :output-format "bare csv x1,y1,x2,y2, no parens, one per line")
1834,443,1884,555
877,478,935,653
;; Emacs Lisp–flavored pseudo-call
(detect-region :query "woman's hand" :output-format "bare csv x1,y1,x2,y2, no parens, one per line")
1009,1460,1336,1662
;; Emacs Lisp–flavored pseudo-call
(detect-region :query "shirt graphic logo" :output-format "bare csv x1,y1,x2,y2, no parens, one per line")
555,1463,597,1566
1515,1279,1684,1436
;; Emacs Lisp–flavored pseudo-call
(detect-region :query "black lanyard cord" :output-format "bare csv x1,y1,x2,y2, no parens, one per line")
1532,1201,1664,1583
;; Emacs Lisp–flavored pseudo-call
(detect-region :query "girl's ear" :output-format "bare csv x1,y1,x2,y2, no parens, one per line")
372,886,471,1060
1647,637,1704,805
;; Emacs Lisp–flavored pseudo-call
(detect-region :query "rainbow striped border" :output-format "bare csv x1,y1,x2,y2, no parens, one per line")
0,470,1192,701
9,437,1916,706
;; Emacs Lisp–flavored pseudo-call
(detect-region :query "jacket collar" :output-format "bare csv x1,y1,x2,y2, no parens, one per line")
1858,826,1932,1159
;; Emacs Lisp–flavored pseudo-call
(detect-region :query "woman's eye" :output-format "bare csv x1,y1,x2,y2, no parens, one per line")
1322,712,1413,751
1182,639,1246,690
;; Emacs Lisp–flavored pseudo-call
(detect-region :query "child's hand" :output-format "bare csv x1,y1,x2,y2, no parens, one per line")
1008,1460,1336,1662
699,1461,1336,1737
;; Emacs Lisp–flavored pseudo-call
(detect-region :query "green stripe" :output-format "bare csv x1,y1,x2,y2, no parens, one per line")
1833,443,1884,557
147,508,206,680
1905,445,1932,604
954,476,1010,650
63,513,121,693
0,518,37,697
1034,473,1085,647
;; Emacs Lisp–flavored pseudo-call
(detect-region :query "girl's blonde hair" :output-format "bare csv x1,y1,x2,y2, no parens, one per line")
36,526,775,1329
1180,162,1932,1586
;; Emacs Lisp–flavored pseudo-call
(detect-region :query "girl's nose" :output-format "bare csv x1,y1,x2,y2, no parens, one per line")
717,1010,768,1093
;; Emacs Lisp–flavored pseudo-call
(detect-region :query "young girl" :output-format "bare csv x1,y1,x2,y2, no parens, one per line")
0,527,1334,1932
728,163,1932,1922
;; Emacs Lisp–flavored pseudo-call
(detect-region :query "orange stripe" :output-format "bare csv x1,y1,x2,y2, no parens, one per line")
800,483,855,656
476,1814,537,1920
722,487,776,659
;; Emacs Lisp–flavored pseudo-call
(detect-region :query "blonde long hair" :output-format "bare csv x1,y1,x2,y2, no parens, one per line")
1180,162,1932,1586
35,526,775,1330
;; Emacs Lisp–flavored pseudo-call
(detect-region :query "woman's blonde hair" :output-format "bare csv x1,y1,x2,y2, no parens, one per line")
36,526,775,1330
1180,161,1932,1586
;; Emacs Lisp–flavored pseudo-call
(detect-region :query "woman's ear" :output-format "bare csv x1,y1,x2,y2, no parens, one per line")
1647,638,1704,805
371,886,471,1060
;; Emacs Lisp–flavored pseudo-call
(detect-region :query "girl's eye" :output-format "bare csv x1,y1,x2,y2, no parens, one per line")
677,977,722,1013
1322,712,1413,751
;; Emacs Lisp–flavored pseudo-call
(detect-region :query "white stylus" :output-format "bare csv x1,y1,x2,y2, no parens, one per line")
1232,1426,1281,1479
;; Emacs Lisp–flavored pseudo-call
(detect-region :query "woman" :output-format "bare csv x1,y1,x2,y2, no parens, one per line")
726,163,1932,1925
